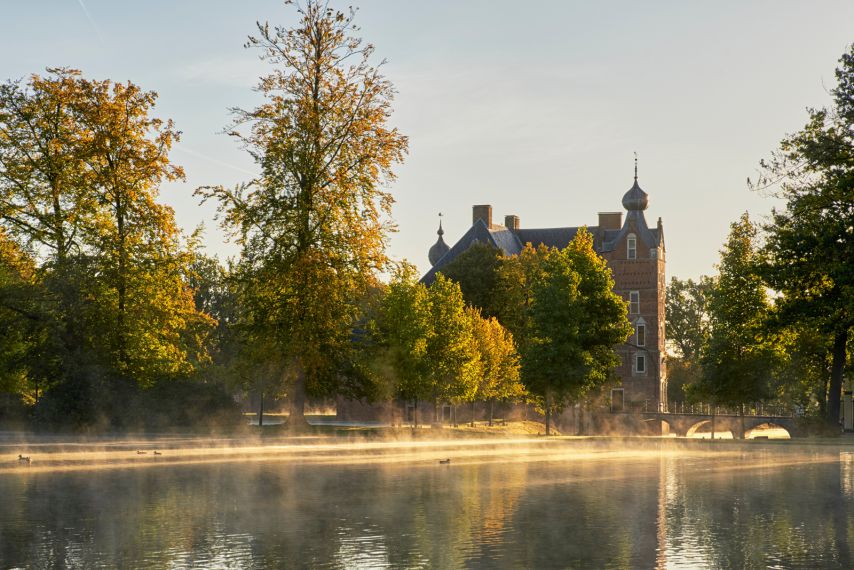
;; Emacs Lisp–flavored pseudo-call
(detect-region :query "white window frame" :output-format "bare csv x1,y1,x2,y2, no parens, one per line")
635,354,646,374
636,323,646,347
627,234,637,259
629,291,640,314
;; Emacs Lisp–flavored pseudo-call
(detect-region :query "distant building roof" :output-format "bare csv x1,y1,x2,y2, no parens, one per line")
422,176,662,284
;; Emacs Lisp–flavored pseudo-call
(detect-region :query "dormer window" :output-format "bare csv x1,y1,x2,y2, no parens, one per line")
636,323,645,347
627,234,637,259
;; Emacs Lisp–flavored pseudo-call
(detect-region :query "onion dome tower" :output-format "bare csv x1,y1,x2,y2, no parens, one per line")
622,154,649,211
428,215,450,266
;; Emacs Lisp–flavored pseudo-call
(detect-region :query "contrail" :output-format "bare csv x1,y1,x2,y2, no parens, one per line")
75,0,106,46
174,145,259,177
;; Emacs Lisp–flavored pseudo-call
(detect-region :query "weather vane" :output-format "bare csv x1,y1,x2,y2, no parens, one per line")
634,151,638,181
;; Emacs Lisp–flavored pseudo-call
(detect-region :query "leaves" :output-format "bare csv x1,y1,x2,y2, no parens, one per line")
198,1,408,408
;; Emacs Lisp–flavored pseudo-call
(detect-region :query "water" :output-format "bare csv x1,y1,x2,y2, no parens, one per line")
1,437,852,569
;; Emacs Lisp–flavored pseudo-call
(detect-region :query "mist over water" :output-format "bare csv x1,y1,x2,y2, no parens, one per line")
2,436,853,568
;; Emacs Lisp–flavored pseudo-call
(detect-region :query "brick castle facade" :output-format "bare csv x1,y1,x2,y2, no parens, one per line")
423,175,667,410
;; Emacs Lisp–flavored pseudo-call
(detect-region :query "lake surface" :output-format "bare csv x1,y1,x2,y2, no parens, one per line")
1,436,853,569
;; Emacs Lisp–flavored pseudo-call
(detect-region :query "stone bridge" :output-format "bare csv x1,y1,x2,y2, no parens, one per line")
622,411,800,438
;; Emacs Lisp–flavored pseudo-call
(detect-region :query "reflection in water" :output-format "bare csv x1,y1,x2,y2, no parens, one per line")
1,440,853,568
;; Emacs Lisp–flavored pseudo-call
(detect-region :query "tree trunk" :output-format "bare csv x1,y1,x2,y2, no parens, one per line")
471,401,475,427
288,370,309,430
738,404,745,440
488,400,494,427
545,391,552,436
828,329,848,427
258,391,264,427
414,398,418,430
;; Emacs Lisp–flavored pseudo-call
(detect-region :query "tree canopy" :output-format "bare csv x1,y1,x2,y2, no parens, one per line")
197,1,408,426
751,45,854,424
498,230,631,434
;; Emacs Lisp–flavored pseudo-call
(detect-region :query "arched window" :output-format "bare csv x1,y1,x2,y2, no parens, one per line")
627,234,637,259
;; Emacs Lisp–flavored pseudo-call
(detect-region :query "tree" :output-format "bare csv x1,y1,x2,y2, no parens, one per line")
696,214,777,421
197,1,407,428
666,276,713,362
425,275,480,422
0,69,97,363
751,46,854,426
0,69,213,428
71,76,204,381
373,265,433,426
468,306,523,425
499,230,631,435
0,230,47,406
439,242,504,318
665,276,714,402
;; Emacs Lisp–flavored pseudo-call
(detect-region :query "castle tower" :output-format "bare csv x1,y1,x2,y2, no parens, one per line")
600,169,667,411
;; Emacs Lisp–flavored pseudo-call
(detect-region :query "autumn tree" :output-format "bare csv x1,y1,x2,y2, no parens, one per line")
751,45,854,426
0,230,52,409
0,69,213,427
468,306,523,425
197,1,407,427
72,77,209,382
0,68,96,361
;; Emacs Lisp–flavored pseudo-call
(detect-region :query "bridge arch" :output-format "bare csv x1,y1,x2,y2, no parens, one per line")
744,421,792,439
685,420,711,437
685,419,736,439
642,418,673,436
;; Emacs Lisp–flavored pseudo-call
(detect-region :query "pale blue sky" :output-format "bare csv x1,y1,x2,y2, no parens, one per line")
2,1,852,280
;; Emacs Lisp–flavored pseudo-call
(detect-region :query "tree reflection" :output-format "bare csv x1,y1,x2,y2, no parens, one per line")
2,446,854,568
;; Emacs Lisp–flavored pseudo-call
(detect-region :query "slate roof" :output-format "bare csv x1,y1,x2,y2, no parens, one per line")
421,179,663,285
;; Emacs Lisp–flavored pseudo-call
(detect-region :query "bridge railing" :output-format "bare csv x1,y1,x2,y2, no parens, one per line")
667,401,795,417
630,400,796,417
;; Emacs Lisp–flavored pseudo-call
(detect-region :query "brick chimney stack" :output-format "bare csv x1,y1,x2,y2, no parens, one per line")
504,215,520,230
598,212,623,230
473,205,492,228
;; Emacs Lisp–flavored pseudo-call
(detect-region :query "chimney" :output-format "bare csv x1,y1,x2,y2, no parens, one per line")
598,212,623,230
504,214,520,230
472,205,492,228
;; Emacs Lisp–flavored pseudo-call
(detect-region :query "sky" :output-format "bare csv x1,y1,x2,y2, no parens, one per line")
2,1,852,280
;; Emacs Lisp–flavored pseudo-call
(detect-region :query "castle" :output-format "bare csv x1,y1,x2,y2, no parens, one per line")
422,173,667,411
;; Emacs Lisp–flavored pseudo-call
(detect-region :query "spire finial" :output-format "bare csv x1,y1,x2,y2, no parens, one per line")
634,151,638,182
437,212,444,236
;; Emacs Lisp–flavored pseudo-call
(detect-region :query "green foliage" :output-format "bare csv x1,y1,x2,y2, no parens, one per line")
439,242,504,318
0,69,213,428
666,276,713,362
695,214,778,407
196,1,407,422
665,276,714,402
496,230,631,431
373,265,433,402
752,45,854,423
426,274,480,404
373,268,519,415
